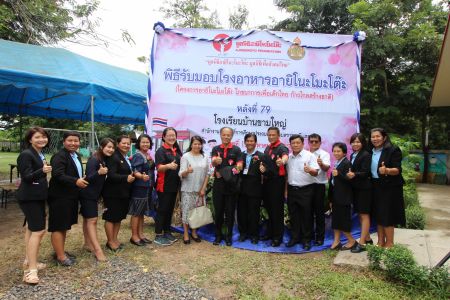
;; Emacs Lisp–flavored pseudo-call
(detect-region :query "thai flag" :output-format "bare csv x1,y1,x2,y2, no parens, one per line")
152,117,168,127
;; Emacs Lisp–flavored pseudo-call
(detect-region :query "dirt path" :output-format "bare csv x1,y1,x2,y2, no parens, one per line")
417,183,450,231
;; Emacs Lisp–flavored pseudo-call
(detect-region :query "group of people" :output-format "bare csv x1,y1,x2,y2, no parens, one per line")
16,125,405,285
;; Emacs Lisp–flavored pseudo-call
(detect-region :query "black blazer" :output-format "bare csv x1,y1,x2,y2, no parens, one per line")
349,150,372,190
239,151,266,198
328,158,353,206
373,145,404,187
16,147,48,201
102,150,132,199
80,155,106,200
48,148,83,201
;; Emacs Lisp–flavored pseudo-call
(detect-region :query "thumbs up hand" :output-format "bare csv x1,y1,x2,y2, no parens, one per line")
127,173,136,183
42,159,52,173
76,176,89,188
142,171,150,182
317,155,323,167
332,168,338,177
379,161,387,175
276,155,283,167
169,160,178,170
304,162,311,173
98,163,108,175
259,162,266,173
347,168,355,179
214,152,222,165
187,164,194,173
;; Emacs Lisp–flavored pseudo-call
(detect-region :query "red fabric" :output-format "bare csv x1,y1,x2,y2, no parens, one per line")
156,167,165,192
269,140,281,156
162,142,177,157
219,143,233,158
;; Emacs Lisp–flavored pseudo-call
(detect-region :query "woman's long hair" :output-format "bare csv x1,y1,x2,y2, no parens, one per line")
93,138,116,162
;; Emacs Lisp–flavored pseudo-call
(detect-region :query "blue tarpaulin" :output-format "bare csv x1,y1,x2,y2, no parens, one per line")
0,39,147,124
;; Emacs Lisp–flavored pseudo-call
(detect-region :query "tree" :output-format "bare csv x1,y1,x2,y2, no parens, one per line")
274,0,449,151
159,0,220,29
228,5,249,30
274,0,358,33
0,0,102,45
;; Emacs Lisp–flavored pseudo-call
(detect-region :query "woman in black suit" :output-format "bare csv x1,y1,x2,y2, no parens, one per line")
370,128,405,248
80,138,115,261
102,135,135,251
237,133,266,244
17,127,52,284
347,133,373,253
329,142,357,251
48,131,89,266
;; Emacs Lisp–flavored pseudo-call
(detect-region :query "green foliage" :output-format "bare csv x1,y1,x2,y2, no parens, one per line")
160,0,220,29
367,245,450,299
0,0,101,45
405,205,426,230
228,5,249,30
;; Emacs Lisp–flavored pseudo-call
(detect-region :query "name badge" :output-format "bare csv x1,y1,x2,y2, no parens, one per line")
243,168,248,175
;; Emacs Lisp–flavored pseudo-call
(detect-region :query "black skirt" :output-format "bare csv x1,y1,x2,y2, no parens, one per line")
102,197,129,222
331,203,352,232
19,200,46,232
47,197,78,232
352,188,372,214
372,179,406,227
80,198,99,219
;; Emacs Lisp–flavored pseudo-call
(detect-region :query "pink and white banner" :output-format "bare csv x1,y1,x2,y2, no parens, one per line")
147,27,363,154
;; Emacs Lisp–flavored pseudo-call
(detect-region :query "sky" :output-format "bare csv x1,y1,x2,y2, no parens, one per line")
59,0,289,74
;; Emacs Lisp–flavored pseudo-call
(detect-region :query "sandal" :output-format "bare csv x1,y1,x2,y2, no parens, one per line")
23,269,39,285
23,261,46,271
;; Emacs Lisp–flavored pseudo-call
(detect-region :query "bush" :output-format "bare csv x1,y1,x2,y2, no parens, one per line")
405,205,426,230
367,245,450,299
403,182,419,207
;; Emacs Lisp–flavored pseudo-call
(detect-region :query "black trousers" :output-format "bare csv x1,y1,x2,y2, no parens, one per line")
311,183,326,241
155,191,177,234
237,193,261,238
213,178,237,237
287,184,314,243
262,176,285,241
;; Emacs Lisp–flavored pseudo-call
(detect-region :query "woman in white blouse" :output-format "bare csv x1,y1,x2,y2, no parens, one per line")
179,136,210,244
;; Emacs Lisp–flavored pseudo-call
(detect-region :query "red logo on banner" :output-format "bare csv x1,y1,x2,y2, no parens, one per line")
213,34,232,53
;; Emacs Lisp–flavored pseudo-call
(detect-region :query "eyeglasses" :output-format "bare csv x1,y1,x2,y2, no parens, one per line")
309,140,320,144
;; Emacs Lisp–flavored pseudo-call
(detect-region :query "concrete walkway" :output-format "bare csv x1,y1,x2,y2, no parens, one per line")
334,184,450,269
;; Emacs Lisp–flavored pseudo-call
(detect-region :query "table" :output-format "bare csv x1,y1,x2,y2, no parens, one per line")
0,183,18,209
8,164,18,183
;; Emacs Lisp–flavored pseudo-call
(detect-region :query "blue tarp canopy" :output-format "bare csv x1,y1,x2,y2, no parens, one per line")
0,39,147,124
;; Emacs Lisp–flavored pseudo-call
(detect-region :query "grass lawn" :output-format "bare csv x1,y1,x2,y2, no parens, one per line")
0,152,19,181
0,202,442,299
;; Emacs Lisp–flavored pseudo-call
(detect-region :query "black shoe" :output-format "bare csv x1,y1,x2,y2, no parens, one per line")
302,243,311,251
213,236,222,246
314,240,324,246
190,234,201,243
271,239,281,247
330,242,342,250
341,241,357,251
238,235,247,242
130,238,146,246
251,237,258,244
365,239,374,245
55,257,75,267
183,238,191,245
53,251,76,260
260,235,271,241
351,243,366,253
141,238,152,244
286,239,299,248
225,236,232,246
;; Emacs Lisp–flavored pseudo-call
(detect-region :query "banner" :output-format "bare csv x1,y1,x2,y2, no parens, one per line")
147,26,363,155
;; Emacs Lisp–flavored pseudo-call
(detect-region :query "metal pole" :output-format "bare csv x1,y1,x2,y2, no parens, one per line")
90,95,95,153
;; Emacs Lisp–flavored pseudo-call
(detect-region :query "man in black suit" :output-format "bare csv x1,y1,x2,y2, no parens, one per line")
48,131,88,266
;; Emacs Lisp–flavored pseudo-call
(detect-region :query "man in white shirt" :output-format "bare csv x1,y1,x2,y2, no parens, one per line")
308,133,331,246
286,134,319,250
